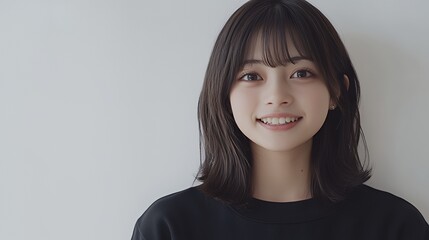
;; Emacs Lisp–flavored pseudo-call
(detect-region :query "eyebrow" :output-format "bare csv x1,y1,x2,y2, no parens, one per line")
242,56,310,66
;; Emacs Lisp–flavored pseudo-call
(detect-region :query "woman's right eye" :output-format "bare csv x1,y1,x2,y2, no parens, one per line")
240,73,262,81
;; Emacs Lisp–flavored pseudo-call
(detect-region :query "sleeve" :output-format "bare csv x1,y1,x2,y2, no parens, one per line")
130,216,172,240
400,218,429,239
131,223,146,240
396,202,429,240
130,202,173,240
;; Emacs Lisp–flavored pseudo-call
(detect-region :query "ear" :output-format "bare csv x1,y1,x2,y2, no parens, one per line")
343,74,350,91
329,74,350,110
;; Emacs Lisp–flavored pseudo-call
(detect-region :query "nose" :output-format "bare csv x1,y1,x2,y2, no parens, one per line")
264,74,293,106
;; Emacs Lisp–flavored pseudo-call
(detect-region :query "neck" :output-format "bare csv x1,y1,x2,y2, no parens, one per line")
251,139,312,202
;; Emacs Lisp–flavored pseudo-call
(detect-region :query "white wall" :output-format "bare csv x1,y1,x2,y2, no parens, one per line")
0,0,427,239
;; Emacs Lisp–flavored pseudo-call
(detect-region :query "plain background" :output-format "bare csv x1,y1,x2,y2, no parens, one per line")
1,0,428,239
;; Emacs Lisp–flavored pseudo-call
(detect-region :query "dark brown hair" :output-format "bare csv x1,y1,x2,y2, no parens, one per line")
196,0,371,204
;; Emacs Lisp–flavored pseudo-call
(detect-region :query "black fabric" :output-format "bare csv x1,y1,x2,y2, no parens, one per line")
131,185,429,240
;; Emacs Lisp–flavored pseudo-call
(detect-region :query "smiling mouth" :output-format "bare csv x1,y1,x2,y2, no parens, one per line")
257,117,303,125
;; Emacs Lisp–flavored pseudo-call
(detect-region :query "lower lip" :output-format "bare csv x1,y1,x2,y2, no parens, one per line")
257,118,301,131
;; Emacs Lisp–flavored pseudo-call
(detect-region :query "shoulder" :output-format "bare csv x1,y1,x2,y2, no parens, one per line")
347,184,424,216
138,186,206,223
142,186,204,214
131,186,223,240
341,184,429,238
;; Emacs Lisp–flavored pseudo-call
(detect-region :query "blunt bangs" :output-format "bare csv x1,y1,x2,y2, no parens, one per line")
240,6,312,68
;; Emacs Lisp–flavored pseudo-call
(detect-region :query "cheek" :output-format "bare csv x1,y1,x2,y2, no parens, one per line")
230,87,257,123
305,86,331,119
311,90,330,107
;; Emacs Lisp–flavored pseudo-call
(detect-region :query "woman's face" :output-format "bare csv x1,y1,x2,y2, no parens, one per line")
229,36,332,154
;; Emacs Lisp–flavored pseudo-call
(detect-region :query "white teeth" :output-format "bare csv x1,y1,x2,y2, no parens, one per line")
272,118,279,124
260,117,300,125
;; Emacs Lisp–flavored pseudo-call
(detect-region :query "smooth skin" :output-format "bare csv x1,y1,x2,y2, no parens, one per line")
229,36,336,202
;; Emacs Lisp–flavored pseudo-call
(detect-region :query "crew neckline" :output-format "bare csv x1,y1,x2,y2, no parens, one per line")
230,196,335,224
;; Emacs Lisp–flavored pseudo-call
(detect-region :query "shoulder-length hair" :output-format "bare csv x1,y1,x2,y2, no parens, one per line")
196,0,371,204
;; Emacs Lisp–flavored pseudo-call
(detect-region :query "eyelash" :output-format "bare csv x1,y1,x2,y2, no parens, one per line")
239,72,261,81
291,69,313,78
238,69,314,81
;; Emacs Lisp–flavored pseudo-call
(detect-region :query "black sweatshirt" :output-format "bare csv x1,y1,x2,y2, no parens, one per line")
131,185,429,240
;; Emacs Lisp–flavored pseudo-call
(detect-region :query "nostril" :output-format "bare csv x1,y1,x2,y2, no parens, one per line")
266,101,289,105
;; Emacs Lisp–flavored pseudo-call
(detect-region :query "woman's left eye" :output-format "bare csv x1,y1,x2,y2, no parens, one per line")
291,70,313,78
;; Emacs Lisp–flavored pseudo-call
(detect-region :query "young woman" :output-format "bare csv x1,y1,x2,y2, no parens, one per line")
132,0,429,239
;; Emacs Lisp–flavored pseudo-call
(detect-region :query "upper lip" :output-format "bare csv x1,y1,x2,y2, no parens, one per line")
257,113,302,119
